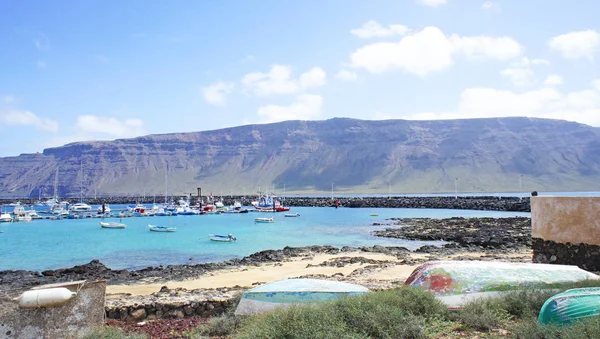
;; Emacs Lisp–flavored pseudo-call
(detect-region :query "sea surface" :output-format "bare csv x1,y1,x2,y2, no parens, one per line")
0,205,530,272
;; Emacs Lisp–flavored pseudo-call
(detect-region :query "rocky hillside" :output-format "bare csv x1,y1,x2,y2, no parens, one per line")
0,117,599,198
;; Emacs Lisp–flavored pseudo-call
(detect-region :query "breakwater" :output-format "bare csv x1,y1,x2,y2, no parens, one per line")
0,196,531,212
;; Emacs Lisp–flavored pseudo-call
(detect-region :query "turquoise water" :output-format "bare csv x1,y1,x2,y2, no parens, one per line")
0,206,529,272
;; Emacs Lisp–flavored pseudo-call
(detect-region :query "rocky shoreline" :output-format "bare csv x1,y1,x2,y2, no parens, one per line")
1,216,534,322
0,195,531,212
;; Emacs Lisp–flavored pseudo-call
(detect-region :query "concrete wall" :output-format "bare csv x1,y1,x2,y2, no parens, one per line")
532,196,600,271
0,280,106,339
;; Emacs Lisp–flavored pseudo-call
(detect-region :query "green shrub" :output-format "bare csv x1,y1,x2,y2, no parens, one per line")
233,286,447,339
457,297,511,331
234,303,363,339
187,314,243,338
500,288,559,319
83,326,147,339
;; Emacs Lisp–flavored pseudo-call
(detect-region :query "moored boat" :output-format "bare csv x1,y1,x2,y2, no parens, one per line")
209,234,236,242
405,260,600,310
100,221,126,229
284,213,300,217
539,287,600,325
0,212,13,222
235,278,369,316
148,224,177,232
255,217,274,223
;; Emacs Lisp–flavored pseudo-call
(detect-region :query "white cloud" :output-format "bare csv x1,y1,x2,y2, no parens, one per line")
202,81,234,106
544,75,563,86
350,20,409,39
242,65,326,96
404,84,600,127
549,30,600,60
335,69,358,82
481,1,499,11
299,67,326,89
1,95,16,104
501,67,533,87
452,35,523,60
349,26,522,76
75,115,146,137
417,0,447,7
592,79,600,92
531,58,550,65
257,94,323,122
0,109,59,132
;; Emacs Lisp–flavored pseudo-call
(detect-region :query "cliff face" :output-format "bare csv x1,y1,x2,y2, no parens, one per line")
1,117,599,198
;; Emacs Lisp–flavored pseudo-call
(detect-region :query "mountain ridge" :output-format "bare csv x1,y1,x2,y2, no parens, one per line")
1,117,599,198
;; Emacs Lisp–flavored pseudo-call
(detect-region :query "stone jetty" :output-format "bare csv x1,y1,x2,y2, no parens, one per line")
2,195,531,212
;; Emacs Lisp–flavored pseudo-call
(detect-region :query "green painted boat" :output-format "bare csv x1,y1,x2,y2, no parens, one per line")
539,287,600,325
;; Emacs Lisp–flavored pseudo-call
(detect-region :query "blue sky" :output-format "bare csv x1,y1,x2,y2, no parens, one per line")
1,0,600,156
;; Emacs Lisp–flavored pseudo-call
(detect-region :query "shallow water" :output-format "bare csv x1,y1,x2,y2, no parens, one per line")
0,206,529,271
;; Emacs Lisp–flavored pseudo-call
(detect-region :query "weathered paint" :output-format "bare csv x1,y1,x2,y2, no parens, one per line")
235,278,369,315
531,196,600,245
0,280,106,339
405,261,599,310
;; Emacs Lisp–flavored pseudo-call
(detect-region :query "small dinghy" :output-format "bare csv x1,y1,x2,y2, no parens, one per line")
539,287,600,325
284,213,300,217
209,234,236,242
100,221,126,229
235,278,369,316
148,224,177,232
255,217,274,223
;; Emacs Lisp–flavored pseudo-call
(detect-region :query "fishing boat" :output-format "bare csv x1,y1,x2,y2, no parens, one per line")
251,193,290,212
0,211,13,222
405,260,600,310
539,287,600,325
235,278,369,316
284,213,300,217
148,224,177,232
255,217,274,223
209,234,237,242
100,221,126,229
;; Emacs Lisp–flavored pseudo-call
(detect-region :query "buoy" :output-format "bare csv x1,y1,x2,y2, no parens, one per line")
14,288,77,308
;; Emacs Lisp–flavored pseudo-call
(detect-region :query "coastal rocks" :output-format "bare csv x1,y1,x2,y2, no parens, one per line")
0,195,530,212
532,238,600,272
104,287,239,321
374,217,532,250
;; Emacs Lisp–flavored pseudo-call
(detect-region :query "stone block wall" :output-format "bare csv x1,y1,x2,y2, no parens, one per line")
531,196,600,271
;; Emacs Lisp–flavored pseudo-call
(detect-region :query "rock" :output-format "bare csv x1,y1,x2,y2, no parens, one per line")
167,309,185,319
131,308,147,321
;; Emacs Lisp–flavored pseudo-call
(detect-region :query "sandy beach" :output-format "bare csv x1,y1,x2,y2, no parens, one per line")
106,248,532,299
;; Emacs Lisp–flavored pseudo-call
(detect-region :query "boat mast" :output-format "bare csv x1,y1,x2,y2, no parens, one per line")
54,167,59,200
164,162,168,204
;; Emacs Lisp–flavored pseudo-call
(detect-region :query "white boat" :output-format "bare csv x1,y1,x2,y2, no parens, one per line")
27,208,42,219
70,202,92,212
255,217,274,223
285,213,300,217
148,224,177,232
8,201,21,207
235,278,369,316
209,234,236,242
0,212,13,222
97,204,111,214
100,221,126,229
12,205,31,222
